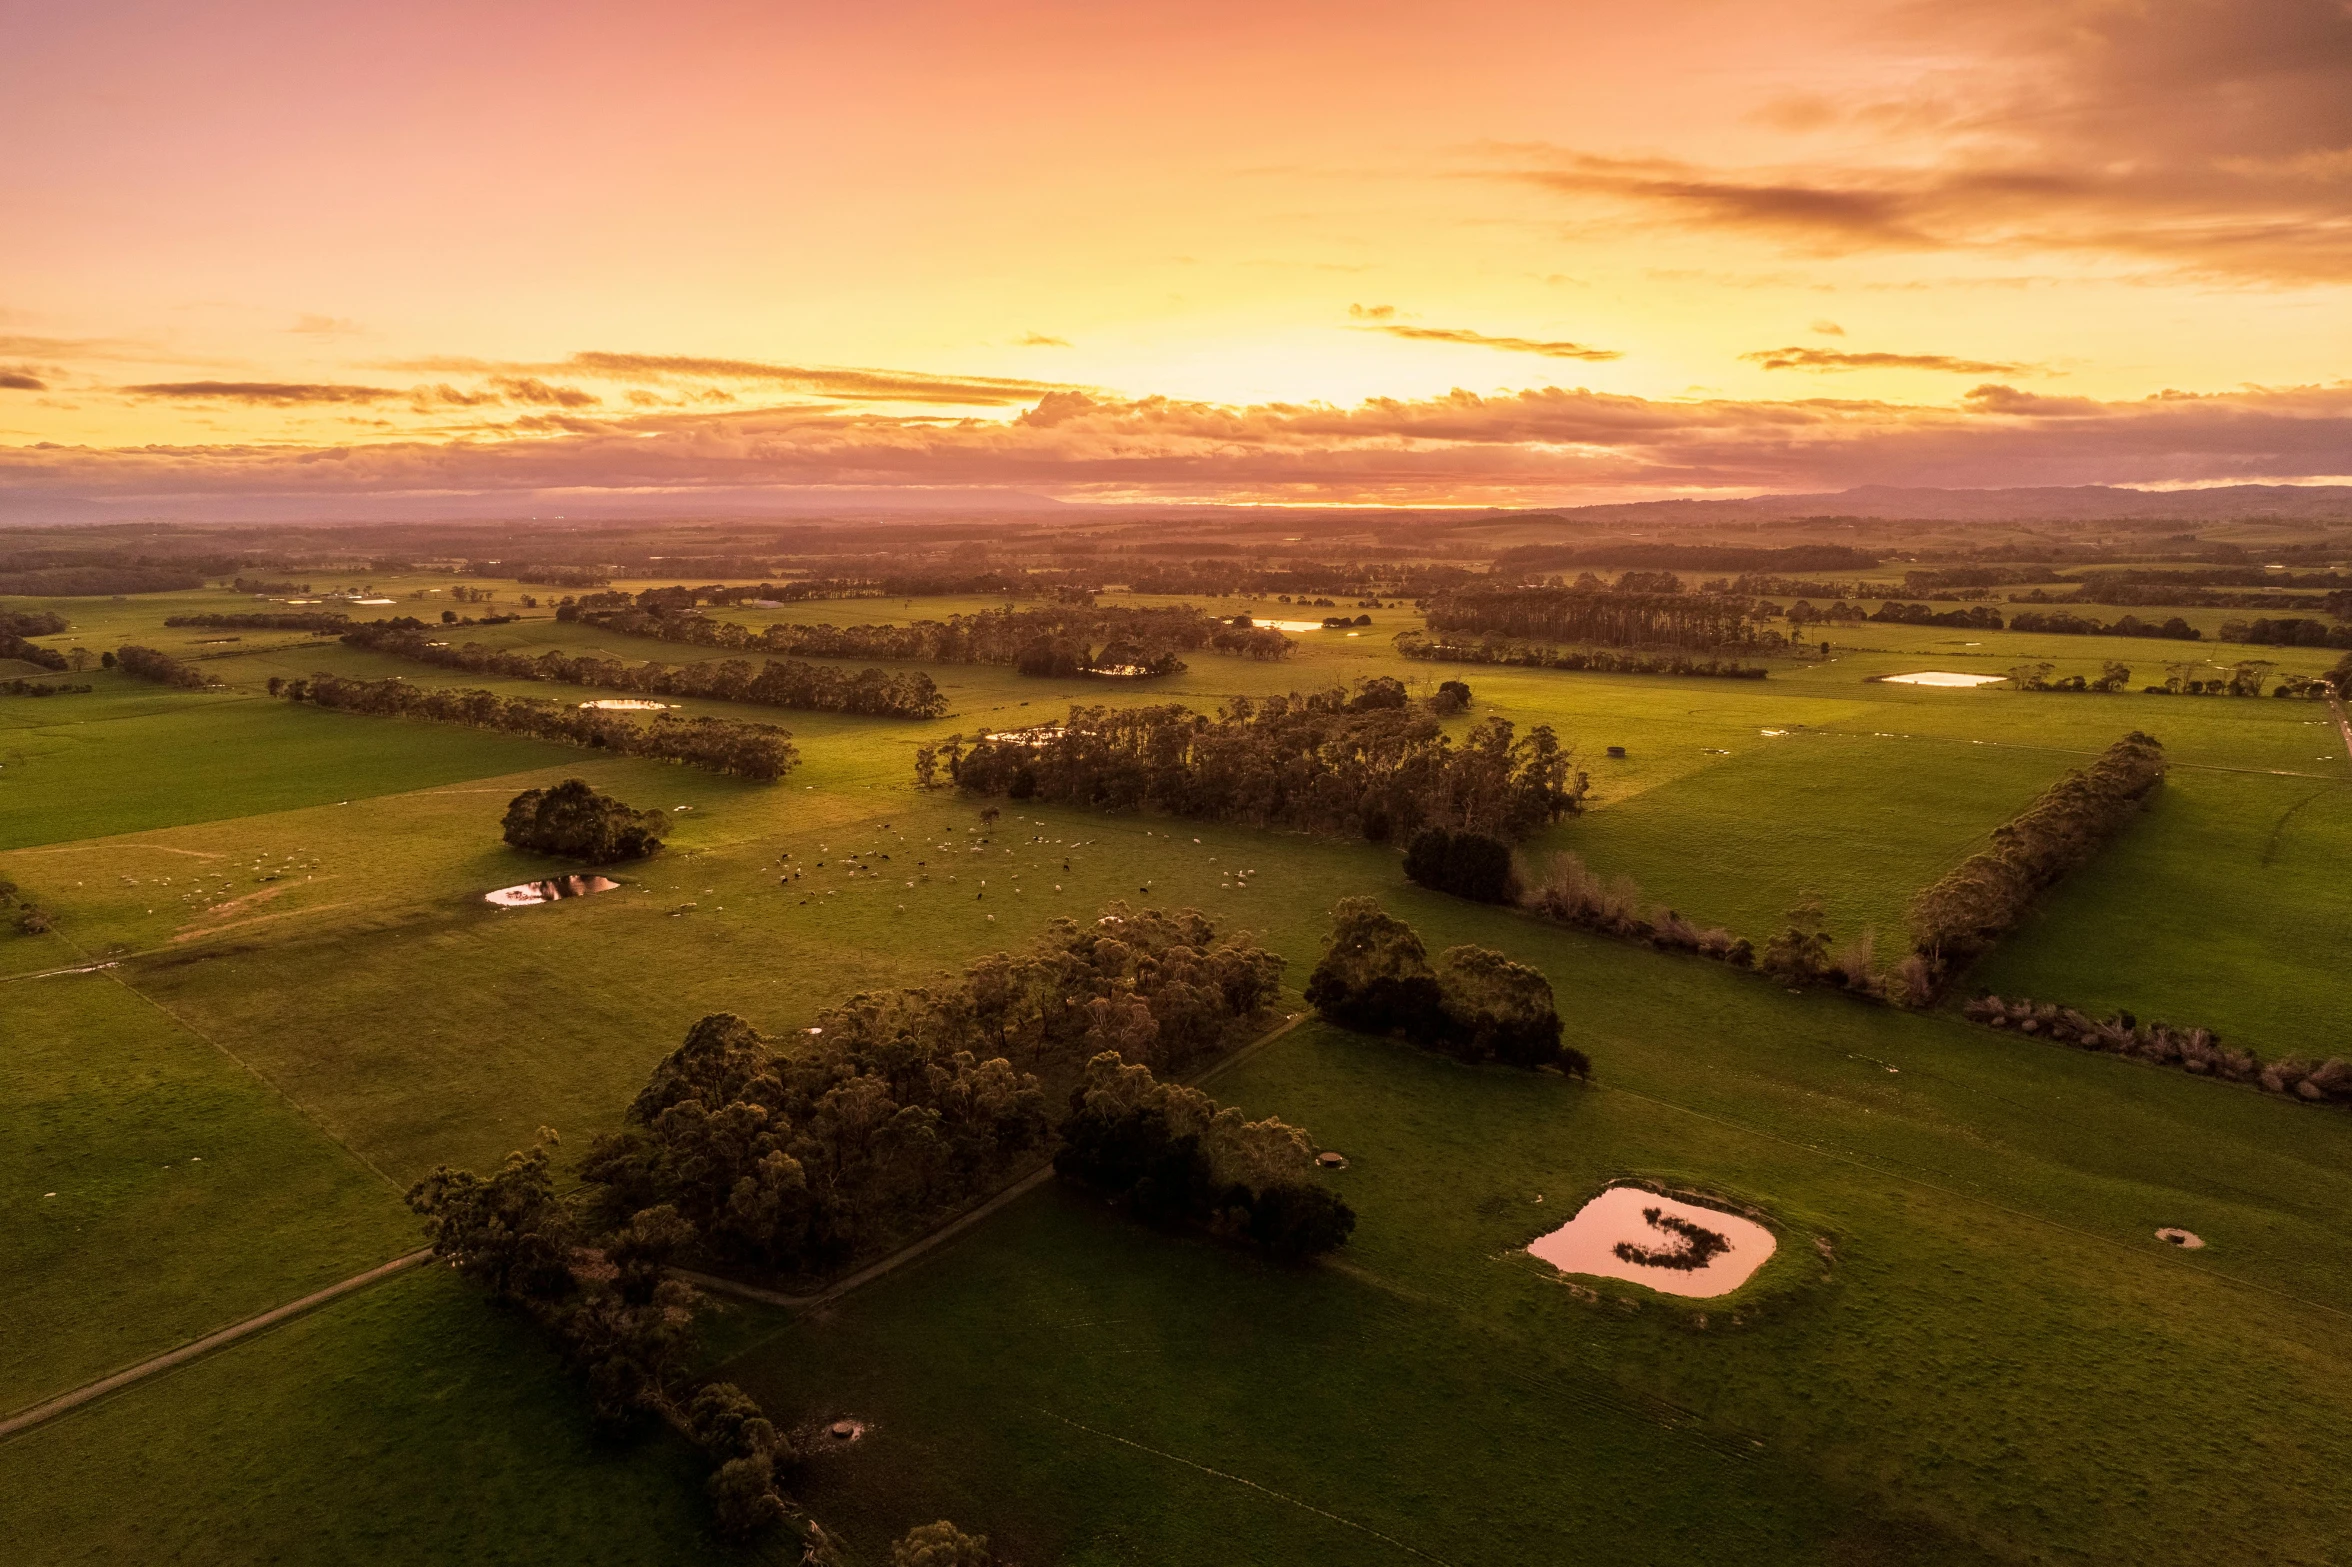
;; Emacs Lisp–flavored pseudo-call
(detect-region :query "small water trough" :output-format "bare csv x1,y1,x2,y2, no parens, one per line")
485,875,621,907
1528,1184,1776,1298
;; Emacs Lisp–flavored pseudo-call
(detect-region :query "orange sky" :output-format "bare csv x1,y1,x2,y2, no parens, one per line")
5,0,2351,512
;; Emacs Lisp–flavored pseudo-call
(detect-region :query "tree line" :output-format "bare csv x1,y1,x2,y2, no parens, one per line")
944,681,1584,843
166,611,352,633
341,621,948,719
1,677,91,696
2217,616,2352,650
576,602,1288,677
1962,995,2351,1110
1905,732,2166,998
1,608,70,670
1425,586,1778,651
2005,609,2203,641
115,645,219,689
271,673,800,780
1395,628,1768,679
1305,897,1586,1075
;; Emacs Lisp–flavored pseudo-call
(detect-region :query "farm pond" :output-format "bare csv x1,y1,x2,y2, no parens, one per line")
485,875,622,907
1527,1184,1776,1298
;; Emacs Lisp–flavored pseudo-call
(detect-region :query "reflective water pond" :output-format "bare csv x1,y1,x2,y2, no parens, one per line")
485,875,622,907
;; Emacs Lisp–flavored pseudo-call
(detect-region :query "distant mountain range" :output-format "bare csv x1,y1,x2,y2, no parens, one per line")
1521,484,2352,526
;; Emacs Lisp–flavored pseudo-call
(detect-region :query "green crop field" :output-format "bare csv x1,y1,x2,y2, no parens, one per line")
3,575,2347,1567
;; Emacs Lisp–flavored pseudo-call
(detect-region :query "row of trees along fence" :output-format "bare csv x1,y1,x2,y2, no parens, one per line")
577,904,1285,1278
114,644,218,688
1305,897,1587,1075
1393,628,1768,679
1906,731,2166,997
575,602,1290,673
165,611,352,633
944,680,1584,843
271,673,799,780
342,620,947,718
1054,1052,1355,1260
1424,586,1779,650
1960,995,2352,1109
2004,609,2203,640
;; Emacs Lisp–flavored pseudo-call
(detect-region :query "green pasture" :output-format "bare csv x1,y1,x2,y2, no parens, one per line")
727,929,2352,1567
2,579,2349,1567
1974,766,2352,1059
0,971,411,1410
0,1265,729,1567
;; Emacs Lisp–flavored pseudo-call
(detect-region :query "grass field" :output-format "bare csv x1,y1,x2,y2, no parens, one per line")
3,578,2347,1567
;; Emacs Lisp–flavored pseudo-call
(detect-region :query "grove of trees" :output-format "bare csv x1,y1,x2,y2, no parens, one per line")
580,602,1288,678
1425,586,1777,651
343,621,947,718
114,644,219,688
166,612,351,633
1394,629,1768,680
272,673,800,780
502,779,665,861
1054,1051,1355,1260
1305,897,1584,1074
947,682,1584,844
577,904,1286,1278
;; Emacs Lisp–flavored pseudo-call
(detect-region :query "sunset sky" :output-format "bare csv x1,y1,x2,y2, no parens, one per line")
6,0,2352,512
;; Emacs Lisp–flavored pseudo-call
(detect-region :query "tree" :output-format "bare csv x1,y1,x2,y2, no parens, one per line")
1304,897,1446,1039
1760,893,1832,985
404,1132,578,1305
502,779,665,861
2092,660,2132,693
1433,945,1565,1068
893,1521,994,1567
1402,826,1517,903
1428,678,1472,715
913,744,940,790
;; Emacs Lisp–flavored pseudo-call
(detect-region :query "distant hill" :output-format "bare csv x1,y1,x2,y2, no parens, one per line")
1514,484,2352,526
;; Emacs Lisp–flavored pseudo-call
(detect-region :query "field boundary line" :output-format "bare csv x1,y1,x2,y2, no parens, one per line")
1599,1083,2352,1326
0,1249,430,1443
1034,1407,1457,1564
691,1011,1311,1316
89,958,408,1195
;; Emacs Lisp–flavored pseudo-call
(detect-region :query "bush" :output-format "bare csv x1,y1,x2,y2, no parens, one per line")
502,779,665,862
1402,826,1517,903
893,1521,995,1567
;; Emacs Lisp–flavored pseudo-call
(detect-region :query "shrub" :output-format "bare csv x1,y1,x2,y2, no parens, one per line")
502,779,665,862
893,1521,995,1567
1402,826,1517,903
